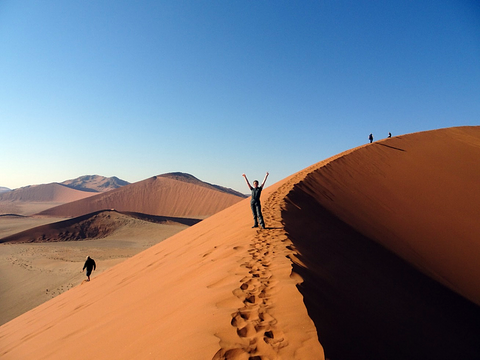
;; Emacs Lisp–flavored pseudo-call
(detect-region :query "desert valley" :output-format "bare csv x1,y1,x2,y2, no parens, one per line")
1,126,480,359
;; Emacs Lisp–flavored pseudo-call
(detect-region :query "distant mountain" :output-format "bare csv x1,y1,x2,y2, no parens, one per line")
0,187,10,193
61,175,129,193
38,173,246,218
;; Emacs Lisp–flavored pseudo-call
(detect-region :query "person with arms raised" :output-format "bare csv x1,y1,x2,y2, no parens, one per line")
242,172,269,229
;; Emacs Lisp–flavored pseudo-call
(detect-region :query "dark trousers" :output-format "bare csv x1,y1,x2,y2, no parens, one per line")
251,201,264,227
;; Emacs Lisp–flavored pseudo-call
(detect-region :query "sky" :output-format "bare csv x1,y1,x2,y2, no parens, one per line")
1,1,479,192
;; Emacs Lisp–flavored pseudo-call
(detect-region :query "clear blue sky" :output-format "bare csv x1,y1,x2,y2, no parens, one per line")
1,1,479,192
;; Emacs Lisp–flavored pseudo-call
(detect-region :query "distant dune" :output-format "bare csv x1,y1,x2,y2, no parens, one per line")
0,210,201,244
0,187,10,193
1,127,479,360
38,172,246,218
61,175,129,193
0,183,96,203
0,175,125,216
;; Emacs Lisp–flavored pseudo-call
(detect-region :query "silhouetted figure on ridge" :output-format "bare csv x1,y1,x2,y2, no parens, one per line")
83,256,96,281
388,132,392,138
242,172,269,229
369,133,374,143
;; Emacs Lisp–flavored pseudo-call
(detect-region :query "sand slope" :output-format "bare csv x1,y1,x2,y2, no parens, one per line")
0,183,96,203
1,127,479,360
0,219,191,326
0,185,323,359
38,173,246,218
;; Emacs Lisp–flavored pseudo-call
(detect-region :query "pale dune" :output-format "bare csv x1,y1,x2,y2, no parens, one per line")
0,183,97,204
1,126,479,360
38,174,246,218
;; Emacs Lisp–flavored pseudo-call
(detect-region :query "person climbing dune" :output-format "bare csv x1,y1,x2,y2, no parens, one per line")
83,256,96,281
242,172,269,229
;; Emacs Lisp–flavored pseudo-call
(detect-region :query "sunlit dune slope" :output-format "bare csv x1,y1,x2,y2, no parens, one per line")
0,182,323,359
1,127,479,360
38,173,245,218
0,183,96,203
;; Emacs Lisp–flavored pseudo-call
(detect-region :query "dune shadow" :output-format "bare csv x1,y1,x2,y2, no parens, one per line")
282,185,480,360
120,211,201,226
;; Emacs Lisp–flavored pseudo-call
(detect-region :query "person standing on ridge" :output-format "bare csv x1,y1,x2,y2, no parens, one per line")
369,133,374,143
83,256,96,281
242,172,269,229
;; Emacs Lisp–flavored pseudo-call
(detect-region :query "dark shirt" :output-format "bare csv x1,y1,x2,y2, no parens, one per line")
83,258,96,272
251,186,263,203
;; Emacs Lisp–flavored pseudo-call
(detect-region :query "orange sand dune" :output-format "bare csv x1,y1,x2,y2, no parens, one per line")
292,126,480,305
1,127,479,360
38,173,245,218
0,183,96,203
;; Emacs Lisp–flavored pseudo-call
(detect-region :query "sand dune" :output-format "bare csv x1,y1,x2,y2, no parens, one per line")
0,210,200,244
0,183,96,204
38,173,246,218
1,127,479,359
291,126,480,305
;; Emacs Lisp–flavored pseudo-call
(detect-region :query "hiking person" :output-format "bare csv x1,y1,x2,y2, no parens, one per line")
83,256,96,281
242,172,269,229
369,133,374,143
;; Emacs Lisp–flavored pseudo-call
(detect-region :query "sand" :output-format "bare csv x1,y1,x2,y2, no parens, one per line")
0,202,69,216
0,183,97,204
0,126,479,360
0,217,190,326
39,174,245,218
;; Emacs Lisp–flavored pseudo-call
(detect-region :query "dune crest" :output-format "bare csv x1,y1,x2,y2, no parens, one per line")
297,126,480,305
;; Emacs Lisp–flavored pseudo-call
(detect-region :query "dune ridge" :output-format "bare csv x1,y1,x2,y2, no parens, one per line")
38,174,245,218
280,126,480,359
297,126,480,305
1,127,479,359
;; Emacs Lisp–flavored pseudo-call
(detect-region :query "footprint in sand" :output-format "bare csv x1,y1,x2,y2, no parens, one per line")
214,224,288,360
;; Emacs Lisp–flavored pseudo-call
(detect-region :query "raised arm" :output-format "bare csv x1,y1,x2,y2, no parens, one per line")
260,172,269,188
242,173,252,190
